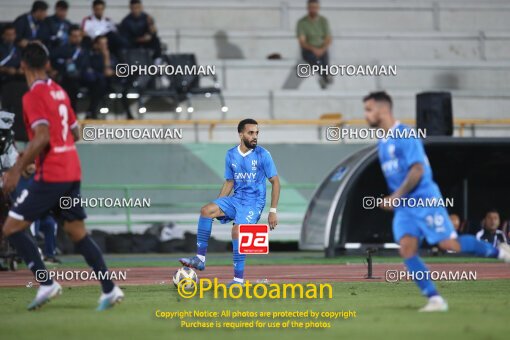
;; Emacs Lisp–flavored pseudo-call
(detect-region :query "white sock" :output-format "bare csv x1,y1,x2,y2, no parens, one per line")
196,255,206,262
233,277,244,283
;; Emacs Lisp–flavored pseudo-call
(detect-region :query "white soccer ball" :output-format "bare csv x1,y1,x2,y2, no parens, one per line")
172,267,198,288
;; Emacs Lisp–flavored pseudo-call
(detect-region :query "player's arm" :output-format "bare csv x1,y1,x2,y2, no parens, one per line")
379,162,424,211
2,125,50,194
268,175,280,230
392,163,424,198
217,180,234,198
71,125,80,141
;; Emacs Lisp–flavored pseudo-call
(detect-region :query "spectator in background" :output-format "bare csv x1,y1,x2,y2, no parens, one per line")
449,213,464,234
297,0,332,89
476,209,508,247
0,24,24,85
13,1,49,49
87,35,116,119
82,0,127,56
44,0,72,49
51,25,101,118
120,0,162,59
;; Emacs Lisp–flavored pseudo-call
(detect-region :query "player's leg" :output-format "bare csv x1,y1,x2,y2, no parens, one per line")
438,236,509,262
196,203,224,261
5,181,66,310
179,200,229,270
61,181,123,310
62,219,124,310
228,223,246,286
227,206,262,287
38,215,59,262
3,216,62,310
394,212,447,312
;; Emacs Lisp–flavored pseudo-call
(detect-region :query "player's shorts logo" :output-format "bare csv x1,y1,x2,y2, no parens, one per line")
239,224,269,254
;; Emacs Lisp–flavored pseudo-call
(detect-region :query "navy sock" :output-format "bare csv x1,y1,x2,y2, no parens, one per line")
404,255,439,298
196,217,213,257
458,235,499,258
232,239,246,280
8,231,53,286
75,235,114,293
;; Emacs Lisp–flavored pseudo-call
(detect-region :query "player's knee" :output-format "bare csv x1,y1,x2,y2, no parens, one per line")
398,242,417,258
2,218,27,237
63,221,86,242
1,223,12,237
200,204,215,218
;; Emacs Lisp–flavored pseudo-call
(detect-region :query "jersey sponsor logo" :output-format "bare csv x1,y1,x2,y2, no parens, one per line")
239,224,269,254
234,172,256,180
381,159,399,174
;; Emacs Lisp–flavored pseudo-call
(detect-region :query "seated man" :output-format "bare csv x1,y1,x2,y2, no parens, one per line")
297,0,332,89
81,0,127,56
449,213,463,234
51,25,99,117
44,0,72,49
13,1,49,49
0,24,24,86
476,209,508,247
120,0,162,59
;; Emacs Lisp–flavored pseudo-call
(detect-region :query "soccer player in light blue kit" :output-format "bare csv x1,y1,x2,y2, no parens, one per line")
180,119,280,286
363,92,510,312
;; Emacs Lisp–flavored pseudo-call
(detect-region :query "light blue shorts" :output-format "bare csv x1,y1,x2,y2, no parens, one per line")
213,196,264,225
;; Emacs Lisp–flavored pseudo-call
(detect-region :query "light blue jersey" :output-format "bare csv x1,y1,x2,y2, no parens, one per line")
214,145,278,225
377,122,456,244
377,123,442,202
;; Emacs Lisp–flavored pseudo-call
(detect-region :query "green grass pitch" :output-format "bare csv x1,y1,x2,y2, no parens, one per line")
1,280,509,340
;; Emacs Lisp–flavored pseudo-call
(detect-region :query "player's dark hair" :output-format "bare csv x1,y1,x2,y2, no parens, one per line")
21,42,49,69
308,0,319,4
130,0,142,5
93,0,106,8
55,0,69,10
363,91,393,109
31,1,49,13
1,23,15,34
486,209,499,216
238,119,258,133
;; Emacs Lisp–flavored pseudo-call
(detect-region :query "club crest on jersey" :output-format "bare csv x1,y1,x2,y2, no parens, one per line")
251,159,257,170
387,143,396,158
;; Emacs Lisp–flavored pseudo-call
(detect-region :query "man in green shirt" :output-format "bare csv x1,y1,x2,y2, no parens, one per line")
296,0,332,88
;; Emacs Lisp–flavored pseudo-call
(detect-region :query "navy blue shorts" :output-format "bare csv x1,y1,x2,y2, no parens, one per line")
9,180,86,222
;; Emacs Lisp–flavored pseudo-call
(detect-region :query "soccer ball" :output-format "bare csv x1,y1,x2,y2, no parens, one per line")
172,267,198,289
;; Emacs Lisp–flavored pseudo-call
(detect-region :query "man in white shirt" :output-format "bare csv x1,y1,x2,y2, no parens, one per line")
81,0,127,55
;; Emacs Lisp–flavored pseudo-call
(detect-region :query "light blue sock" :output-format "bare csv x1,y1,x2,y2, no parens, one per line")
196,217,212,258
232,239,246,280
404,255,439,298
458,235,499,258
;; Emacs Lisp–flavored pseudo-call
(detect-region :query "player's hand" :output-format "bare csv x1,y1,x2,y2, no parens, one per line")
2,168,21,195
268,212,278,230
378,195,396,212
21,164,36,178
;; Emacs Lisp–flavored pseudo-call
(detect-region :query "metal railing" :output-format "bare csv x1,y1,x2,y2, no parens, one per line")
82,183,317,232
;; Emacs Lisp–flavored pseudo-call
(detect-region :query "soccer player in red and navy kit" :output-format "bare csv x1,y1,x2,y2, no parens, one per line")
1,42,124,311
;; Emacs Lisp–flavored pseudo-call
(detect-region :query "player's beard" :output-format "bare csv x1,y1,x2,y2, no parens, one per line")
243,138,257,149
367,117,381,128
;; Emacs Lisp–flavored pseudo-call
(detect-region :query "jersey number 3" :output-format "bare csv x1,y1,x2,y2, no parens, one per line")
58,104,68,142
